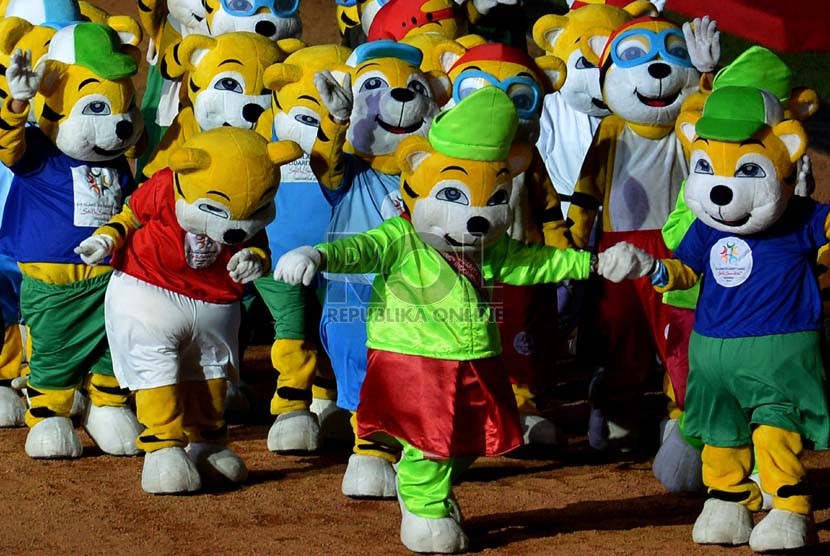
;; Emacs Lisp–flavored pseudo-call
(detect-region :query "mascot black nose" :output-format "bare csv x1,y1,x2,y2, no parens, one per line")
648,62,671,79
466,216,490,236
243,103,265,123
710,185,734,206
223,229,247,244
115,120,134,141
255,20,277,37
390,88,415,103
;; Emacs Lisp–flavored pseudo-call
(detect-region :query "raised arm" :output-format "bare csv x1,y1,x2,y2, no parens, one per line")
0,49,45,167
309,71,352,190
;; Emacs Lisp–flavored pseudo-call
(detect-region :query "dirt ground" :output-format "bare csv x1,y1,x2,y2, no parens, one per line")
3,1,830,555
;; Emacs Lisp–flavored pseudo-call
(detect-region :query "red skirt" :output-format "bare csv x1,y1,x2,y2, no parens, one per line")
357,349,523,458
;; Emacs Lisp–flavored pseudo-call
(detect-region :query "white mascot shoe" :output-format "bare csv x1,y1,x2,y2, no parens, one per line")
267,409,321,453
0,385,26,427
142,447,202,494
520,414,566,446
341,453,397,498
185,442,248,485
692,498,753,545
749,473,773,511
398,490,469,553
82,403,142,456
310,397,353,442
25,416,83,458
749,509,818,552
69,389,87,417
652,419,703,493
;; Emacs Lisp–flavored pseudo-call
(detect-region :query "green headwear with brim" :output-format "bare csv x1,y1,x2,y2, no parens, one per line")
696,86,784,142
47,22,137,80
712,46,792,103
428,87,518,162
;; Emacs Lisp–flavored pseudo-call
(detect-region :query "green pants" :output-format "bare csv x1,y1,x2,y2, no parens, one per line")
254,277,321,340
20,272,114,390
397,440,475,519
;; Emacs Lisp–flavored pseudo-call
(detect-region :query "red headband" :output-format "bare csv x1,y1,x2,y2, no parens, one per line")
449,43,548,88
368,0,457,42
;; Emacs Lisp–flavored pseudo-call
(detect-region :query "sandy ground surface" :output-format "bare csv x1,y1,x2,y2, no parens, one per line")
3,1,830,555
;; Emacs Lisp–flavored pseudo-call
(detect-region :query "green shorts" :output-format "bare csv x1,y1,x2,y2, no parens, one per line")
20,272,114,389
254,277,322,340
685,330,829,449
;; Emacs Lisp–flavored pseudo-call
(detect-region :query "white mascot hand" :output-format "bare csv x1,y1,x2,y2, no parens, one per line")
794,154,815,198
274,246,322,287
314,70,353,122
683,16,720,73
597,242,655,282
7,49,46,102
472,0,519,15
227,248,264,284
74,235,115,266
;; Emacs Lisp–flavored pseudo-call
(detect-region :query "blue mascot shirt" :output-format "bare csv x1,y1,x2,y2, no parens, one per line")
675,197,830,338
0,127,135,264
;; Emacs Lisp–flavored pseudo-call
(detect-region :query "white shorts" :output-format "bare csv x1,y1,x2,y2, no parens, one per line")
104,271,240,391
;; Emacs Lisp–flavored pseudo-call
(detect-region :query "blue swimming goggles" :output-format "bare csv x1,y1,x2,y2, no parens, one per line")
609,28,693,69
220,0,300,17
452,70,542,119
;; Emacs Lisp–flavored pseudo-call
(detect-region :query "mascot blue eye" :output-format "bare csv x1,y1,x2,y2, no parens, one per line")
575,56,595,69
82,101,111,116
294,114,320,127
487,189,509,206
228,0,253,10
735,162,766,178
510,92,533,111
694,159,713,175
436,187,469,205
620,46,647,61
667,44,690,60
360,77,388,92
408,81,427,95
215,78,244,93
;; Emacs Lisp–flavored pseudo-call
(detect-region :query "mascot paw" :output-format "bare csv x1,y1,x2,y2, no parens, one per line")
25,416,83,459
142,447,202,494
749,509,818,553
520,414,566,446
185,443,248,485
342,454,397,499
749,473,773,511
399,491,469,553
310,397,353,442
0,385,26,427
692,498,753,545
652,419,703,493
70,389,87,418
267,409,321,453
82,404,142,456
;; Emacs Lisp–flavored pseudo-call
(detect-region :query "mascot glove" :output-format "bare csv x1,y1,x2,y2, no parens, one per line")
472,0,519,14
74,235,116,266
683,16,720,73
227,248,265,284
7,49,45,102
274,246,322,287
794,154,815,198
314,70,353,123
597,242,655,283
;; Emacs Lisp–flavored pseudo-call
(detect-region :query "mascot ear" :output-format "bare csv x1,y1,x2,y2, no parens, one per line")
329,65,352,88
772,119,808,164
425,70,452,107
106,15,143,47
535,55,567,93
268,140,304,166
532,14,568,54
161,34,217,79
396,136,434,175
263,63,304,92
169,146,212,174
456,34,486,49
578,27,611,66
37,60,67,97
788,87,820,122
432,40,466,74
0,17,34,56
506,143,533,177
675,110,702,155
626,0,660,17
276,38,306,58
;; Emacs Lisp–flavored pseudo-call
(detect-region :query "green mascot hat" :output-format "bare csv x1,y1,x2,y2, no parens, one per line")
696,86,784,142
712,46,792,103
46,22,138,80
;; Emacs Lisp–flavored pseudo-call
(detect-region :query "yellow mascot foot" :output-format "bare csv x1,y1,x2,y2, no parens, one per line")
342,454,397,499
692,498,753,545
25,416,83,459
0,385,26,427
267,409,321,453
749,509,818,553
185,443,248,486
82,403,142,456
142,447,202,494
398,491,469,554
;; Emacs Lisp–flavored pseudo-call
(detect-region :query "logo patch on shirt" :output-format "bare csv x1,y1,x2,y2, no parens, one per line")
381,191,405,220
709,236,753,287
71,165,123,227
184,232,222,269
280,153,316,183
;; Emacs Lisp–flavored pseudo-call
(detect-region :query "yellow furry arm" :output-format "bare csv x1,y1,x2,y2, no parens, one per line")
309,113,349,190
93,202,141,251
823,211,830,241
0,98,30,167
246,230,272,272
527,150,570,249
654,258,699,293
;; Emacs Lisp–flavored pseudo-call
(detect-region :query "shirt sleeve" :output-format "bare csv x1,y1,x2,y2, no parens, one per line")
9,127,50,177
485,235,592,285
674,219,708,274
316,217,403,275
125,174,160,225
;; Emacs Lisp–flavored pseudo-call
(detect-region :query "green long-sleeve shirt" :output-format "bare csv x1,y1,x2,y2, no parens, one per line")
661,180,701,309
317,216,592,360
